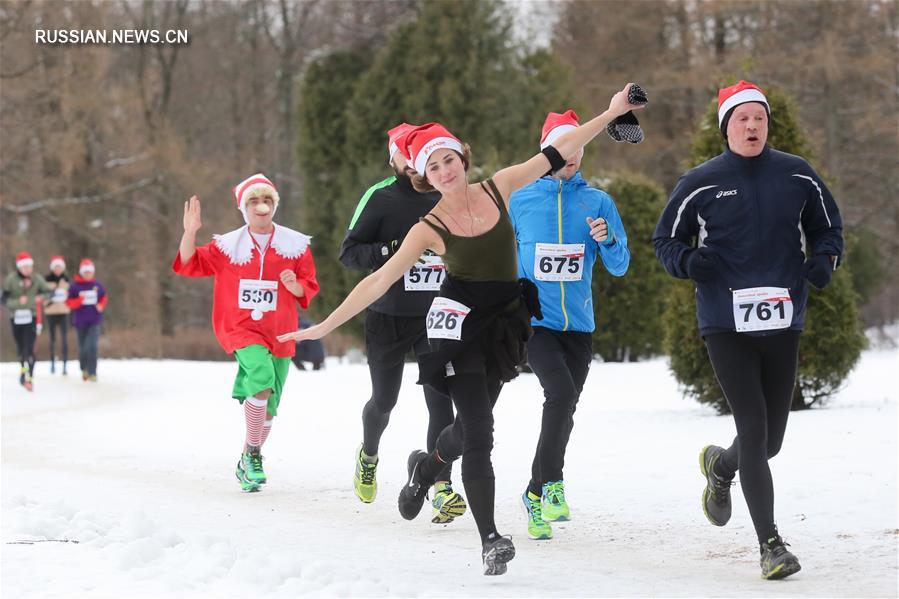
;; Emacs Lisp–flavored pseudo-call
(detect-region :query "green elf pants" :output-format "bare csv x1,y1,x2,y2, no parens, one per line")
232,344,291,417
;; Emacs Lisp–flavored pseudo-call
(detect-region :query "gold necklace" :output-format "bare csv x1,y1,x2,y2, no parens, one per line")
438,202,474,236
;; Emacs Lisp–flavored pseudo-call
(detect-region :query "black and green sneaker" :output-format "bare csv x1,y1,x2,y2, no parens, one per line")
235,453,261,492
760,534,801,580
699,445,733,526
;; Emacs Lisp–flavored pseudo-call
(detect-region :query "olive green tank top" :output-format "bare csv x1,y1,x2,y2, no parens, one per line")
420,179,518,282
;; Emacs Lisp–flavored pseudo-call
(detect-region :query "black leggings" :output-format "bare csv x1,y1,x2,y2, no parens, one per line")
10,320,37,378
705,330,800,544
47,314,69,365
420,348,503,542
526,327,592,495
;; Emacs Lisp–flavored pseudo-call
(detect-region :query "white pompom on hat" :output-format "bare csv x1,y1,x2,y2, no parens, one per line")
232,173,279,223
718,80,770,135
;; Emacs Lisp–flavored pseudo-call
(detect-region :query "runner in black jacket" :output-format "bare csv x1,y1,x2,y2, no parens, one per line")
338,123,464,524
653,81,843,580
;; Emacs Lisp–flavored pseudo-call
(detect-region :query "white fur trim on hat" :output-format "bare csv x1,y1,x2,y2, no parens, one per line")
50,257,66,269
233,174,280,224
718,89,769,127
16,257,33,268
413,137,464,176
540,124,578,150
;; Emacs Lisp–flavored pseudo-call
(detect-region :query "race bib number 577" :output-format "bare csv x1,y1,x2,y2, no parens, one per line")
426,297,470,341
732,287,793,332
404,255,446,291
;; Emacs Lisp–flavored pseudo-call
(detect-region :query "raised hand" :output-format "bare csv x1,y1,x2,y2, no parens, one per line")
609,83,646,118
183,195,202,234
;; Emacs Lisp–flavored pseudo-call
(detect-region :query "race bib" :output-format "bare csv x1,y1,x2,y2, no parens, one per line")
732,287,793,332
426,297,470,341
404,255,446,291
238,279,278,313
52,288,67,303
13,309,33,325
534,243,585,282
81,289,98,306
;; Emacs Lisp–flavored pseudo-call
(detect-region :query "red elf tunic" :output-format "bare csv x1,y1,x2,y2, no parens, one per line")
173,224,319,357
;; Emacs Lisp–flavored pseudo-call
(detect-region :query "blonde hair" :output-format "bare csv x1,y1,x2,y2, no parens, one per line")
411,144,473,193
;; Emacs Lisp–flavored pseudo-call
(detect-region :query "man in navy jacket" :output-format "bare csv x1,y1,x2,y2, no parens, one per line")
653,81,843,580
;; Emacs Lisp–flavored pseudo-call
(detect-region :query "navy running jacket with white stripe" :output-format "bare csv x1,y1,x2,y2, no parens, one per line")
653,145,843,336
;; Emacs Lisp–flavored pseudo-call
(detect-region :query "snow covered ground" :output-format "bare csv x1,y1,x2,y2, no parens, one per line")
2,348,897,598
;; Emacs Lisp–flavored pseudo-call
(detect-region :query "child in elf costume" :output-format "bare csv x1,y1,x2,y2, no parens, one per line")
174,174,319,492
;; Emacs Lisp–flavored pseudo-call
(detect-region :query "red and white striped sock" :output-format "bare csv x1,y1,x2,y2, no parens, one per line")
260,420,273,446
244,397,268,448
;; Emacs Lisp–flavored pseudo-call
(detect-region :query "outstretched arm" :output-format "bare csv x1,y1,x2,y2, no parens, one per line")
491,83,643,202
277,222,438,342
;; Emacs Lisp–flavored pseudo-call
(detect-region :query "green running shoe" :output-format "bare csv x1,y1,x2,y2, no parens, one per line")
431,482,467,523
760,534,801,580
353,444,378,503
241,447,266,484
235,453,261,492
521,490,552,539
700,445,733,526
541,481,570,522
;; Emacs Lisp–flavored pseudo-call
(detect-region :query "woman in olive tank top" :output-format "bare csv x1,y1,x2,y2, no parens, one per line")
278,85,643,576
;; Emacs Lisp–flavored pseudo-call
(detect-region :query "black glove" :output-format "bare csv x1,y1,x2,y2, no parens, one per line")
606,84,648,144
805,254,834,290
379,239,400,263
683,248,718,283
607,111,644,144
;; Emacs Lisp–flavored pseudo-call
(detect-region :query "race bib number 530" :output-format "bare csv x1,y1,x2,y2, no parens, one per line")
404,255,446,291
426,297,470,340
534,243,585,281
238,279,278,313
732,287,793,332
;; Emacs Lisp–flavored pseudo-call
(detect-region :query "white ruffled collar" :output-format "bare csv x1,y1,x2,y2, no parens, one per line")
213,225,311,266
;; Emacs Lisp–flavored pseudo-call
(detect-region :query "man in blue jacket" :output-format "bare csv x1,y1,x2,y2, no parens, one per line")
510,110,630,540
653,81,843,580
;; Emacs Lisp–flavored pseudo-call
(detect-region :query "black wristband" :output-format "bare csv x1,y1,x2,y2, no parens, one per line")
541,145,567,173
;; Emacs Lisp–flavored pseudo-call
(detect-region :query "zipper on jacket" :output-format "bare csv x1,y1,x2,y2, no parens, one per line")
557,180,569,331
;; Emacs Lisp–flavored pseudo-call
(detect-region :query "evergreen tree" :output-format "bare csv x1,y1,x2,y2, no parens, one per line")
590,173,669,361
663,86,865,412
297,50,372,320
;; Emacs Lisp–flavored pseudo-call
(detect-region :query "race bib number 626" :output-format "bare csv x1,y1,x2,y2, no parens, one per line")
426,297,470,340
732,286,793,332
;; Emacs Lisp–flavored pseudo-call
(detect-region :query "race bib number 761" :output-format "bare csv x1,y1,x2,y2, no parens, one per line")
732,287,793,332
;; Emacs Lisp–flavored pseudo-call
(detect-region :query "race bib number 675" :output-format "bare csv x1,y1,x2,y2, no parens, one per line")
732,287,793,332
426,297,470,340
534,243,585,282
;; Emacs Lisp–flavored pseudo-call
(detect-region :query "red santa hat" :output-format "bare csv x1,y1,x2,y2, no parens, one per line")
401,123,464,177
387,122,416,165
232,173,279,223
15,251,33,269
540,110,580,150
50,255,66,270
79,258,95,275
718,80,770,133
